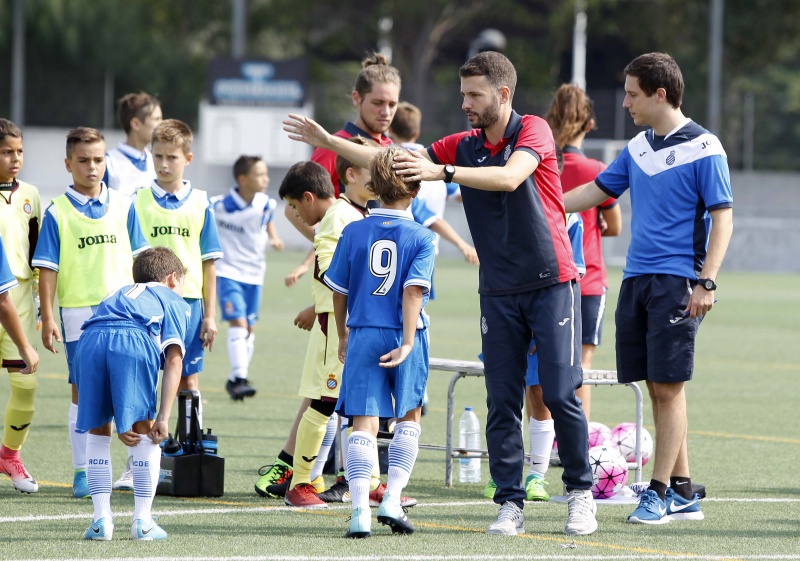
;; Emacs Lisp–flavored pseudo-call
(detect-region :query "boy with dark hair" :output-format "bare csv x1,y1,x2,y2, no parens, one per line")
105,92,163,198
212,155,283,401
77,247,190,541
33,127,149,498
324,145,435,537
0,119,42,493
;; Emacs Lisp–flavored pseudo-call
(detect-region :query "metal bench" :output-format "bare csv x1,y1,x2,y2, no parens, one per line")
425,357,645,487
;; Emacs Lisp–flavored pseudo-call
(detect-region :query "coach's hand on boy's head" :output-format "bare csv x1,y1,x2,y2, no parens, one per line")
392,150,438,183
283,114,330,148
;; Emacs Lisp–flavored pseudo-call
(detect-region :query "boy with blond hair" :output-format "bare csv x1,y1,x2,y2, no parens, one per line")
212,155,283,402
33,127,149,498
0,119,42,494
135,119,222,431
105,92,163,198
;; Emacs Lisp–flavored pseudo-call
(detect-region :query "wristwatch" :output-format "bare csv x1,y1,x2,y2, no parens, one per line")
443,164,456,183
697,278,717,291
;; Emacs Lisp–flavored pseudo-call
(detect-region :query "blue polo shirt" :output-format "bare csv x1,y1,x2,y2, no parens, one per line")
595,120,733,279
427,111,579,295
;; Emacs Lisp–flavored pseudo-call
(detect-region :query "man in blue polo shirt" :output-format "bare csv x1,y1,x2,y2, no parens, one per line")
564,52,733,526
284,51,597,537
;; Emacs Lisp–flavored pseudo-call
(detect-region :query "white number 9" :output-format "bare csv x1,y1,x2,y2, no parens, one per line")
370,240,397,296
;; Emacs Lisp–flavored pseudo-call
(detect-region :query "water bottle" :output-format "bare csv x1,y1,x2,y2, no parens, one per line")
458,407,482,483
201,428,218,455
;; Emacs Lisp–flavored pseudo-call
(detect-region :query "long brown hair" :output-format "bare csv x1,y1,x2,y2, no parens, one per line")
545,84,595,148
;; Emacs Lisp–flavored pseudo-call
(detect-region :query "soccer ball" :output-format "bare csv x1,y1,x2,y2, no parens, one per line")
587,421,613,448
588,445,629,499
611,422,654,465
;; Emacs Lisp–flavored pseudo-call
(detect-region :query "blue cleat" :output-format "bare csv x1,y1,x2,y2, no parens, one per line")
665,488,704,521
346,506,371,538
84,517,114,540
132,518,168,540
377,493,414,534
627,489,670,525
73,469,90,499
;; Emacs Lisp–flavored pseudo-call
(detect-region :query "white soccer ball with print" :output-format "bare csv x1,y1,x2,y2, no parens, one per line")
611,422,653,465
588,445,629,499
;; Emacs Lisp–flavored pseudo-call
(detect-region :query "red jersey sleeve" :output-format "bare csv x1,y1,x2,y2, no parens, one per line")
428,132,470,165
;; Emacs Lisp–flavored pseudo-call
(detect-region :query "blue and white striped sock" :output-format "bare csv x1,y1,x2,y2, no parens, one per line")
347,431,376,509
132,434,161,524
386,421,421,497
86,434,112,521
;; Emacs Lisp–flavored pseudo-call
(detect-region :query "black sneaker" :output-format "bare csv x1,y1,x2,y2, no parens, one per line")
319,475,351,503
265,476,291,498
226,378,257,401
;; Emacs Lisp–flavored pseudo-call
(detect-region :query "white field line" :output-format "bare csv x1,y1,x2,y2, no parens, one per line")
1,497,798,524
12,555,800,561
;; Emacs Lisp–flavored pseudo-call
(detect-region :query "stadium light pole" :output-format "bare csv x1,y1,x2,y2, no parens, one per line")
232,0,247,59
707,0,723,134
10,0,25,125
571,0,588,91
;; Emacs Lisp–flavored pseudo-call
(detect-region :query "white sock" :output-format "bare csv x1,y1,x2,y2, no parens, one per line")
347,431,375,509
69,403,87,470
227,326,249,381
311,412,337,481
246,332,255,366
386,421,420,497
528,417,555,477
132,434,161,524
126,446,134,470
339,416,349,477
86,434,112,521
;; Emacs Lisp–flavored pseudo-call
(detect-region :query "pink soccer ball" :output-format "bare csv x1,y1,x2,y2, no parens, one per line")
588,445,629,499
587,421,613,448
611,422,653,466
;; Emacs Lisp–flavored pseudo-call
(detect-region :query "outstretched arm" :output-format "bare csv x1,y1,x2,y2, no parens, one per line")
284,114,381,170
563,181,611,213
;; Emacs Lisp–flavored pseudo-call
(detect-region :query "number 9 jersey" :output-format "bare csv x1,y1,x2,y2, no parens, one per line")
323,207,435,330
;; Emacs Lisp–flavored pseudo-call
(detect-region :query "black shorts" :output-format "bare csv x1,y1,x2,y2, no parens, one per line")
581,292,607,346
615,274,701,384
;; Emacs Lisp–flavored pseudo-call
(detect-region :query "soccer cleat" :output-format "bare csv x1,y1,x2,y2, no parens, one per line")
525,473,550,502
564,489,598,535
112,457,134,491
487,501,525,535
73,468,90,499
377,492,414,534
84,517,114,541
254,461,292,498
0,452,39,493
627,489,670,525
285,483,327,509
319,475,351,503
665,488,704,521
310,475,325,493
368,483,417,508
483,479,497,499
226,378,257,401
346,505,371,538
132,518,168,540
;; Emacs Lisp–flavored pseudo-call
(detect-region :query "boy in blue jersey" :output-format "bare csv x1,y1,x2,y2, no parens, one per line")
76,247,190,541
133,119,223,487
212,155,283,402
325,146,435,538
33,127,149,498
564,52,734,525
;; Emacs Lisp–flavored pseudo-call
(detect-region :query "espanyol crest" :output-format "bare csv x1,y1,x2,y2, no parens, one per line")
666,150,676,166
503,144,512,161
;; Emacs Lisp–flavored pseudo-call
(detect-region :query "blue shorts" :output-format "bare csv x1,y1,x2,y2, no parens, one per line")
218,277,262,325
336,327,429,419
615,274,701,384
581,291,607,346
74,324,160,434
183,298,205,376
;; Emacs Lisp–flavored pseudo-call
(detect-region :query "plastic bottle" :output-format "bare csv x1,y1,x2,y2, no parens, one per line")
202,428,218,455
458,407,482,483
